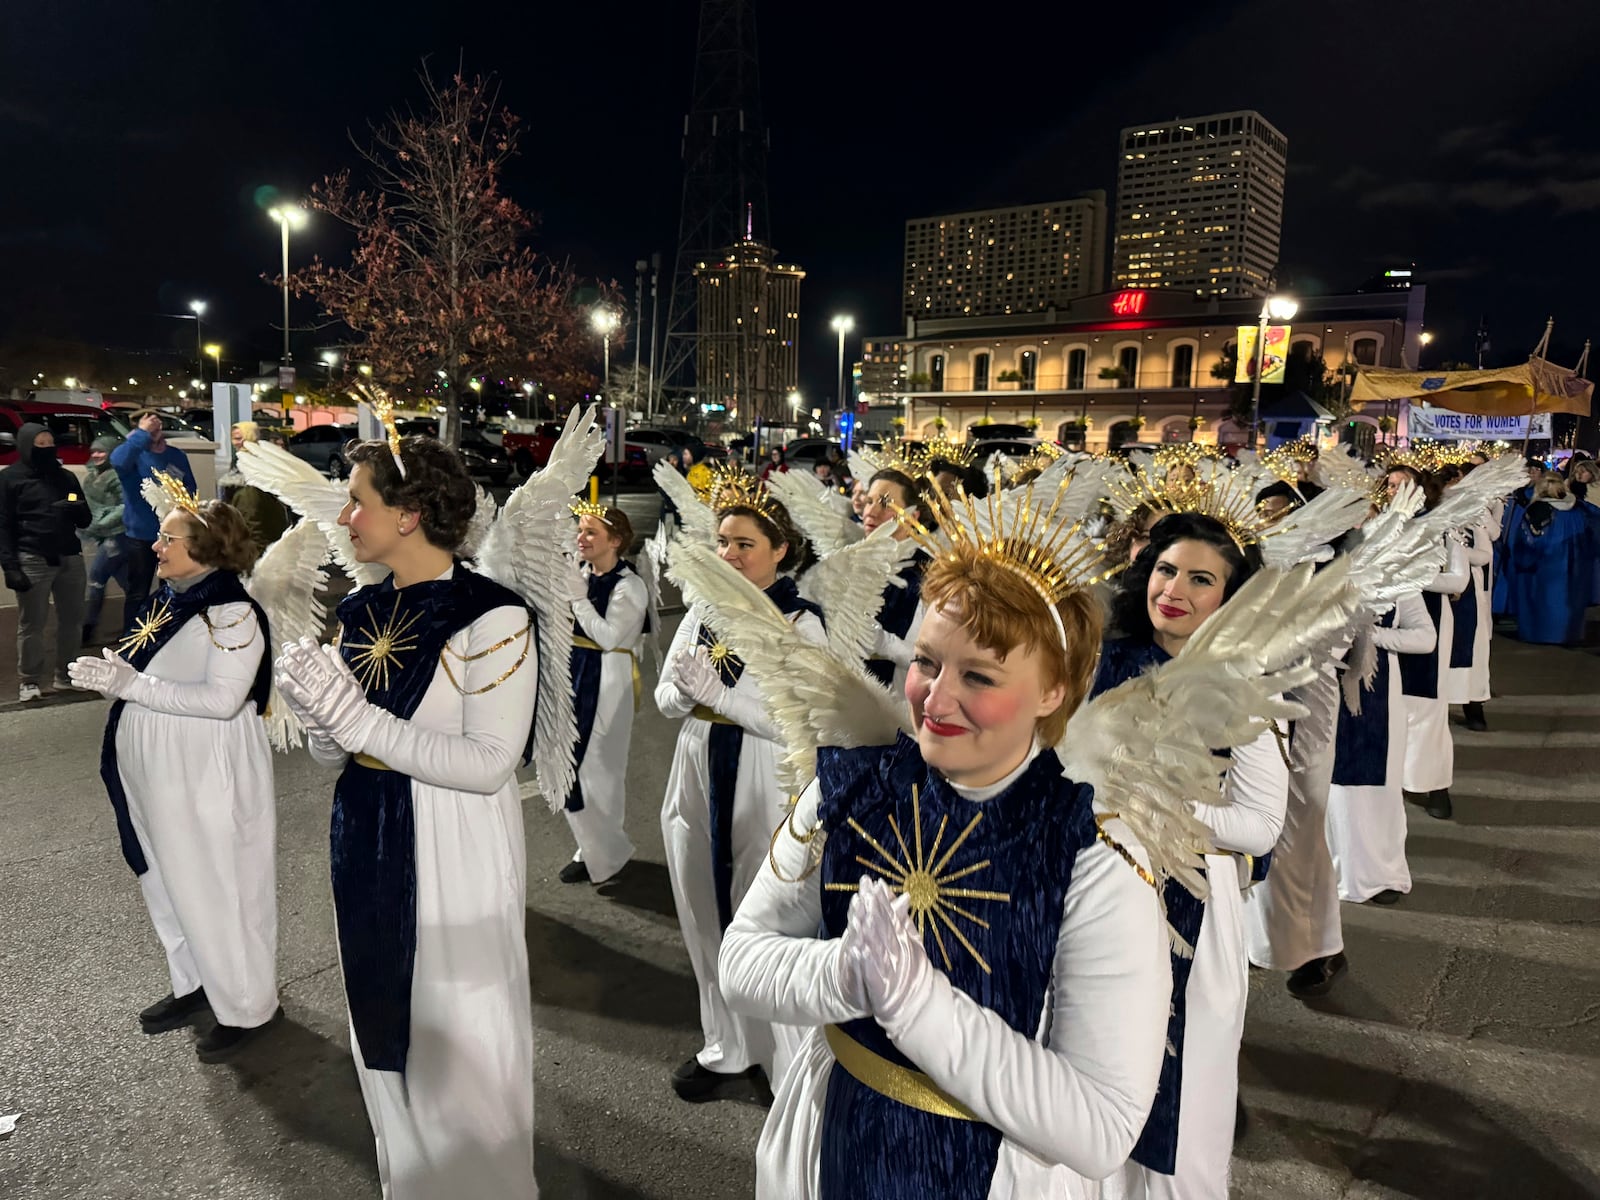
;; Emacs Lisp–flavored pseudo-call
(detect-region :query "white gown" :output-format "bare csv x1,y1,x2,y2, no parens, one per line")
1326,594,1435,902
117,596,278,1028
720,753,1171,1200
565,567,646,883
656,600,826,1080
1244,664,1343,970
1103,726,1288,1200
1402,540,1469,793
308,570,539,1200
1445,512,1495,704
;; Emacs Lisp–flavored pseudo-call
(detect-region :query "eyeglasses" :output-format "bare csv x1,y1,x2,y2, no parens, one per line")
155,532,191,547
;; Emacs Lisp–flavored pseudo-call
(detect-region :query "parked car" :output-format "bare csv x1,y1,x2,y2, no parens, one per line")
502,422,561,478
625,428,687,467
0,399,131,470
126,409,212,443
781,438,840,469
391,418,510,485
967,422,1036,443
287,424,358,478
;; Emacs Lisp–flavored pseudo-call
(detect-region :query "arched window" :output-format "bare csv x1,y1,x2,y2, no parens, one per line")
1170,343,1195,388
973,351,990,391
1352,337,1379,366
1019,350,1037,390
929,354,945,392
1118,345,1140,388
1066,348,1087,390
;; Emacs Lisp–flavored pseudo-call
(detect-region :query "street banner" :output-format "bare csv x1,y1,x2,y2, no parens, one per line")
1406,404,1552,441
1235,325,1291,385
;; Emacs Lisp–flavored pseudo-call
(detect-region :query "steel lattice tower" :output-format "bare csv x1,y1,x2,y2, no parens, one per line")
658,0,771,409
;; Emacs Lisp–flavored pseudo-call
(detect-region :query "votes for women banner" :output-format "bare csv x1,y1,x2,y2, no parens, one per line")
1406,405,1551,441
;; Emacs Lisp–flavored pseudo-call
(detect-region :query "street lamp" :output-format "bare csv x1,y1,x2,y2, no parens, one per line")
591,307,620,401
204,344,221,389
189,300,207,383
268,205,308,366
831,315,854,435
522,381,536,419
1249,294,1297,449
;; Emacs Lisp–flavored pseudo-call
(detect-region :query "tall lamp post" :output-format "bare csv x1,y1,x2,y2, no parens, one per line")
831,313,854,442
204,344,222,390
188,300,207,384
1249,294,1297,449
592,307,621,505
268,206,308,365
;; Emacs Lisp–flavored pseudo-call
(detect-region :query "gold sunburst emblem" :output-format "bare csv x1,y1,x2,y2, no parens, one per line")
825,784,1011,974
706,640,740,682
342,594,425,693
118,598,174,656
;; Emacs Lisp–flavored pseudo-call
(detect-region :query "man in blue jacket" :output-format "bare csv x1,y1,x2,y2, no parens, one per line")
110,412,196,633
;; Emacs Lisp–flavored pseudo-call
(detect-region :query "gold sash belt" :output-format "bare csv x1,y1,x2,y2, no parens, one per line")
353,752,393,772
690,703,738,726
573,636,643,711
823,1025,977,1122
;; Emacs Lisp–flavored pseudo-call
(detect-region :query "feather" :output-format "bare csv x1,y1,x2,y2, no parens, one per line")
765,469,864,558
242,520,331,750
140,477,174,521
1058,559,1363,902
653,459,718,546
802,529,917,664
460,486,498,562
474,404,604,812
1312,444,1381,494
1414,452,1528,544
236,441,386,587
667,540,908,792
1258,486,1370,568
636,535,665,674
847,449,879,487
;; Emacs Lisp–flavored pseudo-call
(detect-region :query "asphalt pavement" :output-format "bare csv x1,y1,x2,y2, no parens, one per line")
1,563,1597,1197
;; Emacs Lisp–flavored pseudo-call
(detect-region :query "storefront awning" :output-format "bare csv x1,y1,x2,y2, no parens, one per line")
1349,358,1592,417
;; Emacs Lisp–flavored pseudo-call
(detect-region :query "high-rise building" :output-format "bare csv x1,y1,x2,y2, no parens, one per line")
693,235,803,425
856,337,908,401
902,193,1106,321
1112,111,1287,298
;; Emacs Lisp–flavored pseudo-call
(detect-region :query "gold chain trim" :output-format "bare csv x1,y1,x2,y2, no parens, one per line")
766,800,825,884
1094,813,1157,890
1269,719,1293,770
437,621,533,695
201,608,259,652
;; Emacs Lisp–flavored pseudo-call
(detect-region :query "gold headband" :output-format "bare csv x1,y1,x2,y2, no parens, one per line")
570,499,612,524
152,469,208,527
708,465,781,521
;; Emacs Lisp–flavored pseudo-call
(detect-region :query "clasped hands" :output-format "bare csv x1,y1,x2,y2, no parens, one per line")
275,636,372,751
837,876,934,1032
668,646,726,710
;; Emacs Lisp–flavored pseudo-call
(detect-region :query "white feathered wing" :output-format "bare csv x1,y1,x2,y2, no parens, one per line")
766,469,864,557
801,529,918,664
234,442,387,588
243,520,332,750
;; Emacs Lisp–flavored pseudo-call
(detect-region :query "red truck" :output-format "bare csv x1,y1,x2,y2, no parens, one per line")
502,422,649,482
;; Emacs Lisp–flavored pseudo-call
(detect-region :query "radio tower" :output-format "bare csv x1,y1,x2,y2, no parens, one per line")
658,0,771,409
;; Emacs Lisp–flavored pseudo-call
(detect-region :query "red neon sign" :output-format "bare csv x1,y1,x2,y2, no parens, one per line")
1110,290,1148,315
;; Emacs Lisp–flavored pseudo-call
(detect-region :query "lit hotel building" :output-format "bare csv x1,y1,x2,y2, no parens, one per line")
693,237,804,425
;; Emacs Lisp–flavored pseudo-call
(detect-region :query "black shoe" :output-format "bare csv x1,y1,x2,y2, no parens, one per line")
139,987,210,1034
196,1007,283,1063
671,1057,753,1103
1370,888,1404,906
558,860,591,884
1426,789,1453,820
1462,702,1488,732
1286,952,1349,999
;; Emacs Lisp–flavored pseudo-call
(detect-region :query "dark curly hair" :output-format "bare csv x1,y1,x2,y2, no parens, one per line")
346,436,478,551
716,500,815,575
869,467,936,528
1110,512,1262,641
181,501,260,574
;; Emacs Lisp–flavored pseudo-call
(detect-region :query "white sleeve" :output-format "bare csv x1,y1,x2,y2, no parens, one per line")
720,780,872,1026
1425,539,1470,593
871,600,925,666
125,604,264,720
573,574,647,651
1464,515,1493,567
1203,724,1288,856
654,606,700,718
881,822,1170,1179
349,605,538,793
713,610,827,741
1371,592,1436,654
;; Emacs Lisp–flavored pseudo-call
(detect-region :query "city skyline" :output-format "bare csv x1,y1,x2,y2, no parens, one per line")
1,0,1596,406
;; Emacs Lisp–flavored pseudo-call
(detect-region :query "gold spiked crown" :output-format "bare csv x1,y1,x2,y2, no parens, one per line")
706,464,782,521
1261,435,1319,484
1106,461,1277,551
369,397,407,477
923,436,977,470
152,469,209,527
861,436,933,480
897,464,1121,614
570,499,611,522
1376,439,1475,473
1151,442,1225,477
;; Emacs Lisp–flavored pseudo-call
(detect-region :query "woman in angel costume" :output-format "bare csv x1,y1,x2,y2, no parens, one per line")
656,472,827,1103
690,466,1352,1199
69,479,284,1061
561,502,650,885
268,406,599,1199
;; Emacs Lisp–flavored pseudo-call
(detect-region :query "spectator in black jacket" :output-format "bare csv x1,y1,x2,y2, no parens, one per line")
0,423,92,702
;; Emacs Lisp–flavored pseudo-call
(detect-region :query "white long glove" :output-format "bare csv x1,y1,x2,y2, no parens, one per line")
276,637,373,752
564,563,591,606
274,661,347,762
67,649,137,700
836,876,896,1012
669,645,726,710
849,878,935,1037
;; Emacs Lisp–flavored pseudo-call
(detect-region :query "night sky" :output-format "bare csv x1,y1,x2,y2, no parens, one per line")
2,0,1597,401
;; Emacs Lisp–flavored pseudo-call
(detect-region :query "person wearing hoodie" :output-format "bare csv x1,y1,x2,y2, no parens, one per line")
82,434,131,645
0,423,92,701
111,412,197,635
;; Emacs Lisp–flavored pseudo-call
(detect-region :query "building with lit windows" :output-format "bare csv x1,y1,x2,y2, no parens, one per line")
1113,111,1287,298
903,193,1106,321
693,237,804,425
856,338,908,403
866,284,1425,452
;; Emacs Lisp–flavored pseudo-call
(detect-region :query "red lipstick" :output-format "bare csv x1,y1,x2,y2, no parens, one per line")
1157,603,1187,619
923,717,966,737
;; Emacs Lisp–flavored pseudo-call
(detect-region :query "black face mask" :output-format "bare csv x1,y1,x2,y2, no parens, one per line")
30,446,58,469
